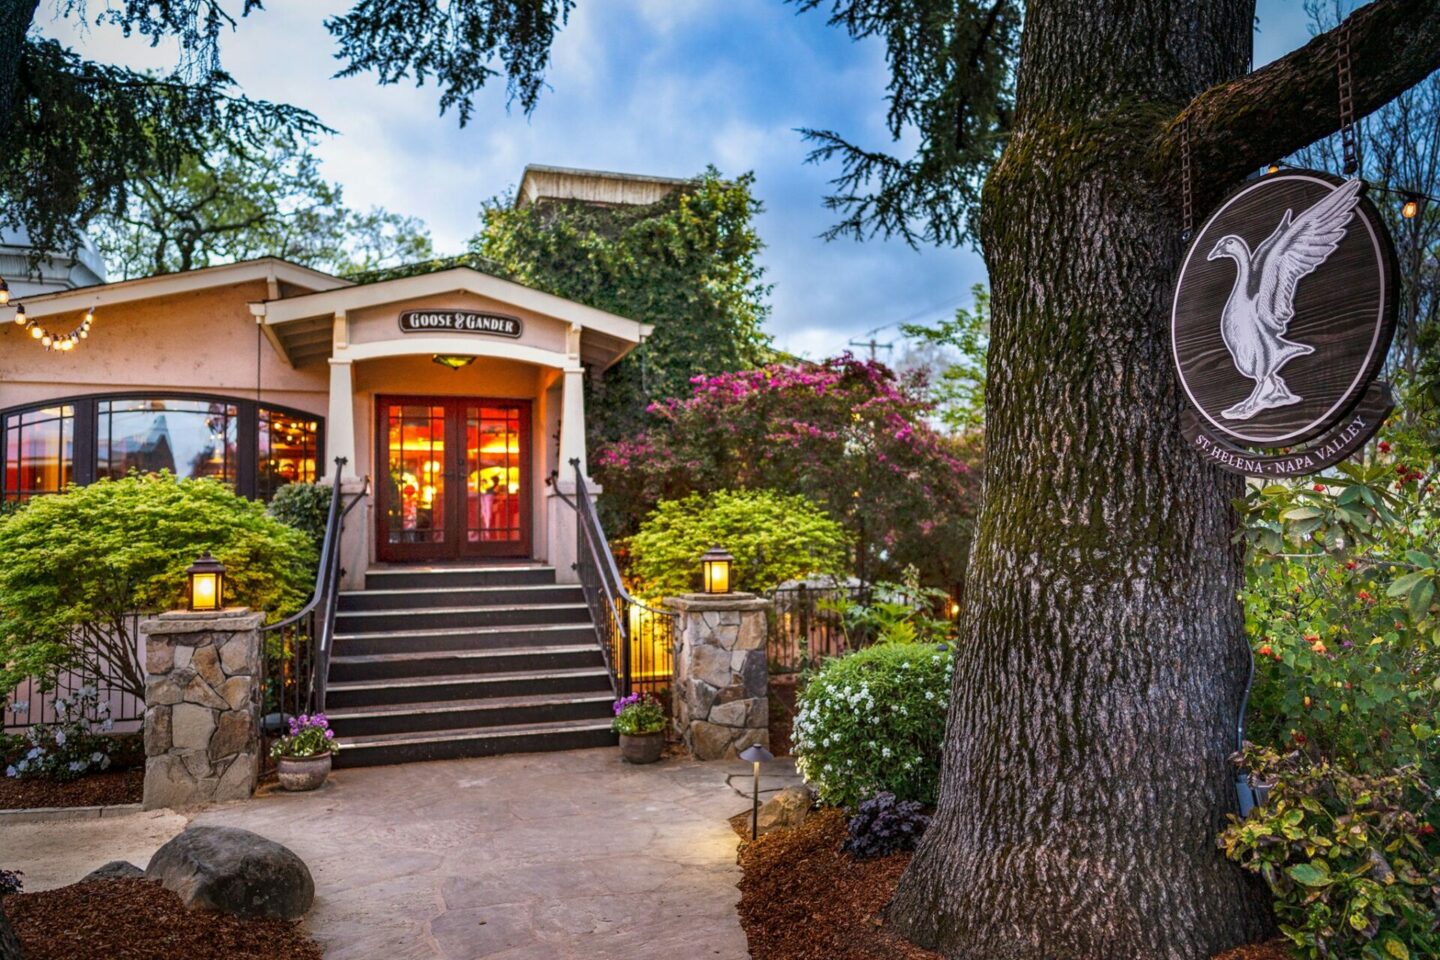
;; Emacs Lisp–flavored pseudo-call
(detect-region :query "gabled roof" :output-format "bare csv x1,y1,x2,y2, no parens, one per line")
251,265,651,370
4,257,349,318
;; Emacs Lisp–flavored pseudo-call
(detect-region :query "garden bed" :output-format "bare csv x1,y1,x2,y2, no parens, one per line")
3,878,323,960
736,808,1296,960
1,732,144,810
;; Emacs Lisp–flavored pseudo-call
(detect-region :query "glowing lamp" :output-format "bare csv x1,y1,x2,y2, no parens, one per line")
700,546,734,595
739,743,776,840
0,278,9,307
16,303,27,326
185,551,226,612
432,354,477,370
1265,163,1279,175
1401,196,1420,219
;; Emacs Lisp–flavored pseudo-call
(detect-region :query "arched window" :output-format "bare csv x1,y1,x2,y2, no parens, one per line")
0,393,323,502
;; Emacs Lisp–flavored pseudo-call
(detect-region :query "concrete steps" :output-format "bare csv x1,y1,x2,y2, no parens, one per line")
326,565,616,767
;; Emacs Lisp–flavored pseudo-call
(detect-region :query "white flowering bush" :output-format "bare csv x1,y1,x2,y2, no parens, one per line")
3,687,116,782
791,643,953,808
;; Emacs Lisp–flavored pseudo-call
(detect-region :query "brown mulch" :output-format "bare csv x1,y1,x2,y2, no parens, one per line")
736,807,1296,960
737,807,939,960
3,879,323,960
769,674,798,757
0,766,142,810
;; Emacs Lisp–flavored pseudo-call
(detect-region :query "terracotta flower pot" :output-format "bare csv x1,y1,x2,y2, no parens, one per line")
277,752,332,791
618,731,664,764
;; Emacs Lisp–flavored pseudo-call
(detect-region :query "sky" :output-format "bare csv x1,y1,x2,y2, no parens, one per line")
43,0,1315,360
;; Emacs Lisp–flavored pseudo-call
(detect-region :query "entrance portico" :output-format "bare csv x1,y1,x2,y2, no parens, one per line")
250,266,649,586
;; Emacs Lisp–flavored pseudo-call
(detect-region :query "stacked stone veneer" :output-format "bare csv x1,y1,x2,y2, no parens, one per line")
140,608,263,810
667,593,771,760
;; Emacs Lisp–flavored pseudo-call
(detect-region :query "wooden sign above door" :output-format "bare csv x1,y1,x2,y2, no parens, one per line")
399,310,523,338
1170,169,1398,477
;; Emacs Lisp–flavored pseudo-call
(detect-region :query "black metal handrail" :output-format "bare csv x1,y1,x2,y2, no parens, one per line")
261,457,368,721
566,459,674,698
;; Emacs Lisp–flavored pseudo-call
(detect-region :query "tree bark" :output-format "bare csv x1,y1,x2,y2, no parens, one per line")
0,0,39,135
887,2,1439,958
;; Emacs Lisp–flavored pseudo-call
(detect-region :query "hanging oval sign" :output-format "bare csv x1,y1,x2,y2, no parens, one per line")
1171,169,1397,477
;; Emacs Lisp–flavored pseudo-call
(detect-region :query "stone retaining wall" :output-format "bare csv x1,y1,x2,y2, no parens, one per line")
140,609,263,810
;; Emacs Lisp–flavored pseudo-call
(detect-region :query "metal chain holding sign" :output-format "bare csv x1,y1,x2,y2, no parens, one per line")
1337,20,1360,177
1180,115,1194,241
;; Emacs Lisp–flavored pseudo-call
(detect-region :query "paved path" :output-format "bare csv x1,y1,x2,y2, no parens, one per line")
5,749,801,959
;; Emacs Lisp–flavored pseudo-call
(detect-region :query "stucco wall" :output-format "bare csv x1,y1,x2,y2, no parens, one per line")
0,280,326,417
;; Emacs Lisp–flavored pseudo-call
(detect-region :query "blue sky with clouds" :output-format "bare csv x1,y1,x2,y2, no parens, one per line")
45,0,1315,358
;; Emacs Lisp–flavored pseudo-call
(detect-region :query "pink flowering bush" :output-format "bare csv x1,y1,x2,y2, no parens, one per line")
595,354,981,590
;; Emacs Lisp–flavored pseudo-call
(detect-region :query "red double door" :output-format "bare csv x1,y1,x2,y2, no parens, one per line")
376,396,532,562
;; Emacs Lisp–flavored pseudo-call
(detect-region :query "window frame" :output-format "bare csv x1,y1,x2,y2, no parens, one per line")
0,391,325,501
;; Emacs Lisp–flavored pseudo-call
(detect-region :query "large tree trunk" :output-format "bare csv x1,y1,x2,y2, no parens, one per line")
889,0,1440,956
888,2,1270,957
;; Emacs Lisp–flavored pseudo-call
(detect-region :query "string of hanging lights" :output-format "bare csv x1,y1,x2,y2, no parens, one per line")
2,279,96,352
1262,162,1435,220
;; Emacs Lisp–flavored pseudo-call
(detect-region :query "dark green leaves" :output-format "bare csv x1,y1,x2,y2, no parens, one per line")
326,0,575,123
793,0,1022,246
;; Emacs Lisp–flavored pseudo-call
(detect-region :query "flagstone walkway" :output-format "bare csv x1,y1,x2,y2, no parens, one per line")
4,749,801,960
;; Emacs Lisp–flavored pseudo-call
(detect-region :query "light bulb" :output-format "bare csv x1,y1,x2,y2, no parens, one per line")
79,329,87,339
29,325,42,339
83,310,93,325
1266,164,1279,175
1401,199,1419,219
41,334,51,347
14,304,25,325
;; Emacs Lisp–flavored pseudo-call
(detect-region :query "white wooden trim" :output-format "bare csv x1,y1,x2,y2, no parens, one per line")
254,267,651,344
2,259,348,319
336,336,579,371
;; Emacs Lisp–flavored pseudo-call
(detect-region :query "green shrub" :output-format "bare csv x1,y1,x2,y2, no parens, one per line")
791,643,953,808
0,474,316,704
1220,747,1439,960
266,481,333,544
624,489,850,599
823,569,955,646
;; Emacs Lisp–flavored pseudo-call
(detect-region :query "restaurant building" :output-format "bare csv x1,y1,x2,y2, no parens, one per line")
0,166,676,586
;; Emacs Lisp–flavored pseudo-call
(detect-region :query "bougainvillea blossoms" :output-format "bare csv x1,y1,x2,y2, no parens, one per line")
594,354,981,591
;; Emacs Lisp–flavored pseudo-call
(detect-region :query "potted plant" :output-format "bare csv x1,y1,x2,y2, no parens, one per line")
613,693,666,764
270,713,339,791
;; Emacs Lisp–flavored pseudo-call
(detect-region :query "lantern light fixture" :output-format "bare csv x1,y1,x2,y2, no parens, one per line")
432,354,477,371
185,551,226,612
739,743,776,840
700,546,734,595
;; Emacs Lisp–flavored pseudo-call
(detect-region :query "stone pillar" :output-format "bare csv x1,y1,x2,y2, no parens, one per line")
667,593,771,760
141,608,264,810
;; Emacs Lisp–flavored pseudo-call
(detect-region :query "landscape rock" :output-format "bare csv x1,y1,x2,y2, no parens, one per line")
756,785,816,835
146,826,314,920
81,861,145,882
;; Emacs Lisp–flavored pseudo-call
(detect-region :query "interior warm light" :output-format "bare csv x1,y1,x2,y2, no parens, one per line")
432,354,477,370
701,546,734,595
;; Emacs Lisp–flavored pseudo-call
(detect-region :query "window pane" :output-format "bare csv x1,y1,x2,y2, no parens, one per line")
1,405,74,500
385,404,445,544
97,398,238,484
258,408,319,501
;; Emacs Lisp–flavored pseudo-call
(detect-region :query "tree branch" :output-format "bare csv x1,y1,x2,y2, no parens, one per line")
1162,0,1440,209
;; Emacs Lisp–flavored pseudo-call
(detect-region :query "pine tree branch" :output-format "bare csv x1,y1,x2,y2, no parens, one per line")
1164,0,1440,209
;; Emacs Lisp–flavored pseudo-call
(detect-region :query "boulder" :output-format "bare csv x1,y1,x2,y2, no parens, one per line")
146,826,314,920
81,860,145,882
756,785,815,836
0,901,20,960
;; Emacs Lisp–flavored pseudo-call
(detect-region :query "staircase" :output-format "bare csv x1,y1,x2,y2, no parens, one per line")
325,565,618,767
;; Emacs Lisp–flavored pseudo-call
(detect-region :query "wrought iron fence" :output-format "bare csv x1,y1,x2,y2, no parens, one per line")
569,461,675,699
767,582,871,675
3,619,147,734
260,460,368,723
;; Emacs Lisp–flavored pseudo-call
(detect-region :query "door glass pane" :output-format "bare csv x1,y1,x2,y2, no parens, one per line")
2,405,74,501
466,405,521,543
386,404,445,545
97,398,237,483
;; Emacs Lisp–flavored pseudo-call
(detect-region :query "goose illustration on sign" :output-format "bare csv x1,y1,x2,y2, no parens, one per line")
1171,170,1397,477
1207,178,1363,421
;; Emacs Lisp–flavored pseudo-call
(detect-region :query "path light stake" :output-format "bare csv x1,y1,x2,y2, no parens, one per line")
739,743,774,841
